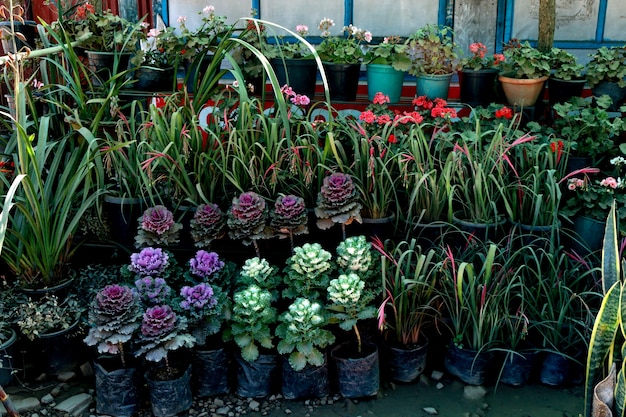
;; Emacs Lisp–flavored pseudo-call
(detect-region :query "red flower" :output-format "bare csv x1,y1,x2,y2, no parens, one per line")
376,114,391,125
495,106,513,119
387,134,398,144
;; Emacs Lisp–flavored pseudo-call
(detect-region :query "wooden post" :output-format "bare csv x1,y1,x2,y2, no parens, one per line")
537,0,556,52
0,385,20,417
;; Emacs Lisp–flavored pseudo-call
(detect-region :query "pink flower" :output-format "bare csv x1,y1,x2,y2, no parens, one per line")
493,53,505,64
372,92,390,105
177,16,187,24
601,177,618,188
359,110,376,124
147,28,160,38
203,5,215,14
377,114,391,125
291,94,310,106
364,31,373,42
295,24,309,36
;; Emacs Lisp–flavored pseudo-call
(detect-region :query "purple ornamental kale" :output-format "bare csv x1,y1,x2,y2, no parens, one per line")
141,305,177,337
319,172,357,207
129,247,170,276
189,250,225,279
95,284,136,315
134,276,172,305
141,205,175,235
179,283,217,311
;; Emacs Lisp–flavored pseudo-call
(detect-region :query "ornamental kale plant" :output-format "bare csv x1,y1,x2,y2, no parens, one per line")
335,236,379,294
227,191,269,255
134,277,173,306
283,243,334,300
124,247,181,284
135,205,183,248
275,298,335,371
327,273,376,353
186,250,225,282
177,282,228,345
315,172,362,235
235,257,280,293
134,305,196,365
269,194,308,243
224,285,276,362
190,203,227,249
83,284,143,367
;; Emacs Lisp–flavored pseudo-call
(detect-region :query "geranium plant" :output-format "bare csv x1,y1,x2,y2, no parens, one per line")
265,24,314,60
548,47,584,80
176,5,232,62
316,18,371,64
585,45,626,88
498,39,551,79
364,35,411,71
83,284,143,367
275,297,335,371
135,205,183,248
405,24,461,75
462,42,504,71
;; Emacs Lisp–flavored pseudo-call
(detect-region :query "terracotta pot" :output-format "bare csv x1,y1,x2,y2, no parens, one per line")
498,75,548,107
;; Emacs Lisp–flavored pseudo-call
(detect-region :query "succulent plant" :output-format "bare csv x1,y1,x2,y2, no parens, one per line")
315,172,362,232
177,282,228,345
275,297,335,371
270,194,308,238
224,285,276,363
227,191,269,248
134,305,196,363
135,205,183,248
190,203,227,249
283,243,333,300
83,284,143,366
327,273,376,353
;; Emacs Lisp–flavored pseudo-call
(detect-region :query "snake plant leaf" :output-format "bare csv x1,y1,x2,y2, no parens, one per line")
602,202,620,293
617,348,626,417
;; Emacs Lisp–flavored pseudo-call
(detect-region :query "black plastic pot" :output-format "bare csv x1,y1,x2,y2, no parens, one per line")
0,21,38,53
103,195,145,248
323,62,361,101
444,343,493,385
539,351,570,386
235,352,279,398
499,350,538,387
133,66,176,92
0,329,17,386
281,354,330,400
145,364,193,417
330,341,380,398
548,77,586,106
385,338,428,383
94,358,140,417
271,58,318,98
459,68,499,106
192,347,230,397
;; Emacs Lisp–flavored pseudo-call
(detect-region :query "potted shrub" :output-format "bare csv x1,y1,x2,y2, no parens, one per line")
404,24,461,100
224,284,278,398
375,238,441,383
327,273,379,398
83,284,144,417
275,297,335,399
547,47,586,105
316,17,372,101
132,27,180,92
459,41,505,106
364,35,410,103
585,45,626,111
498,39,551,107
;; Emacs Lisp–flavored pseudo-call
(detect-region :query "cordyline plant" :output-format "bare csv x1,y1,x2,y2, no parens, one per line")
134,305,196,368
283,243,334,300
327,273,376,353
135,205,183,248
227,191,269,257
84,284,143,367
275,297,335,371
315,172,362,239
190,203,227,249
269,194,308,252
224,285,277,363
176,282,229,345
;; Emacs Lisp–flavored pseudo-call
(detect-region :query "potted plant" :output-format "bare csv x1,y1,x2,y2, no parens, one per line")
0,284,18,386
585,45,626,111
498,39,551,107
83,284,144,417
132,27,180,92
404,24,461,100
227,191,269,258
231,18,271,95
375,238,441,383
364,35,410,103
551,95,625,165
269,194,309,253
135,205,183,249
327,273,378,398
189,202,227,250
224,284,278,398
275,297,335,399
438,243,505,385
266,24,318,98
459,41,505,106
314,171,362,240
282,242,333,300
547,47,586,105
316,17,372,101
134,304,196,417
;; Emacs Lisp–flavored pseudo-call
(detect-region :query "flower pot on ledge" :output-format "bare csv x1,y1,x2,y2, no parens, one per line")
459,68,498,106
323,62,361,101
498,75,548,107
416,73,453,100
